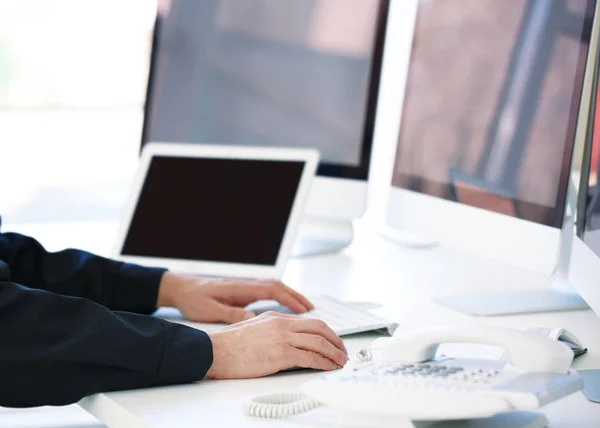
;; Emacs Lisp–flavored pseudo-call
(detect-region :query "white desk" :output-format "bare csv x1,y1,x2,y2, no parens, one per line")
4,220,600,427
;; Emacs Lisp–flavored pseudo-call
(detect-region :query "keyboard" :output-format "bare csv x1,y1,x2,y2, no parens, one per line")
251,295,398,337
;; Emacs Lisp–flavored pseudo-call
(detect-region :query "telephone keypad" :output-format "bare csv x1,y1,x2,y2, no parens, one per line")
360,363,502,386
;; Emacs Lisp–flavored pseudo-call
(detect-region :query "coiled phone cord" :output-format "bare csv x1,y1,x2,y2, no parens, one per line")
245,349,373,419
244,392,322,418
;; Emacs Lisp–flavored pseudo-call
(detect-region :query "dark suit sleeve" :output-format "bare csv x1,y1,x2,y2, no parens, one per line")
0,280,213,408
0,229,164,314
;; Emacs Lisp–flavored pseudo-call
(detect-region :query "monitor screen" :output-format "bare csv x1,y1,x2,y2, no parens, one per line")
141,0,388,180
121,156,305,266
391,0,596,228
580,46,600,255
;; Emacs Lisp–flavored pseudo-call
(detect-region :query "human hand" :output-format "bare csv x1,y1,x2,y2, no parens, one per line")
206,311,348,379
157,272,314,323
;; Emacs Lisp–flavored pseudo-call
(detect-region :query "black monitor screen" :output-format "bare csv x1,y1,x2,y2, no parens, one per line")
121,156,305,265
391,0,596,228
142,0,388,180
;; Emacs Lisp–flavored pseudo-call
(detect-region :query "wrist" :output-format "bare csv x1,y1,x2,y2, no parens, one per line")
157,271,182,307
205,332,225,379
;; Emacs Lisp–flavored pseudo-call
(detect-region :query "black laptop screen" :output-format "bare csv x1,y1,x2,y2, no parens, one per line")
121,156,305,265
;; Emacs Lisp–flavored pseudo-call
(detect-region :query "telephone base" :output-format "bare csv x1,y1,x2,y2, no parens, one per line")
337,411,548,428
434,289,588,316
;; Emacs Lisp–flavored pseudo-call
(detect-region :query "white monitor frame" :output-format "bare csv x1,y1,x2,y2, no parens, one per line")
113,142,319,279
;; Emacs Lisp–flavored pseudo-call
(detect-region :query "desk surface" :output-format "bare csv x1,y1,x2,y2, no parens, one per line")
5,220,600,428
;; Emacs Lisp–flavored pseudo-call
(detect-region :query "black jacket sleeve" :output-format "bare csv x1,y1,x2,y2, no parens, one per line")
0,280,213,408
0,217,164,314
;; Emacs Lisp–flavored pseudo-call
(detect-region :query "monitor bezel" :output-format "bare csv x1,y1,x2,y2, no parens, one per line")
139,0,390,181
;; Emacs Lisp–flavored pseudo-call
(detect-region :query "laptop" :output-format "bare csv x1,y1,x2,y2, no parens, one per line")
113,142,318,279
114,142,398,337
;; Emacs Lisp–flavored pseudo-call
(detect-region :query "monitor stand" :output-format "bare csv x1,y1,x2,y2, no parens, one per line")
340,411,548,428
291,217,355,258
374,224,440,249
434,286,588,317
580,369,600,403
434,196,589,316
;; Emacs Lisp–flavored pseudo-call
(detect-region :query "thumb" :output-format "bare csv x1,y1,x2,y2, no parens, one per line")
215,302,256,324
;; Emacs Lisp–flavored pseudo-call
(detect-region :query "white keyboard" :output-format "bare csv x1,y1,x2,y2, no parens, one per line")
251,295,398,337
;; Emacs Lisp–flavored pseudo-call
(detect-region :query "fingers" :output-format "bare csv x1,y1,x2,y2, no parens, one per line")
218,278,313,313
215,302,256,324
290,333,348,368
292,349,339,371
290,318,347,355
253,281,310,313
264,280,314,311
242,312,347,356
218,310,291,331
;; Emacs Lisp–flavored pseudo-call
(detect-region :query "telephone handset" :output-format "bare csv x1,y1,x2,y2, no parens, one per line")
366,325,574,373
245,326,584,423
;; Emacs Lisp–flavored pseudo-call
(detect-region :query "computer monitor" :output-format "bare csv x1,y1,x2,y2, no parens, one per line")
140,0,389,256
573,42,600,317
567,58,600,403
376,0,599,314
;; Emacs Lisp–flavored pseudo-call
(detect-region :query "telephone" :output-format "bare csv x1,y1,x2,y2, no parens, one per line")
520,327,587,357
245,326,584,425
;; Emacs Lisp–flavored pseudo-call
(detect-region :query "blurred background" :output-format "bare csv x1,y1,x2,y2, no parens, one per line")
0,0,388,228
0,0,156,224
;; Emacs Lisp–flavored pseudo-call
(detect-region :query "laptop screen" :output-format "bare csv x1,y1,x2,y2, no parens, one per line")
121,155,305,266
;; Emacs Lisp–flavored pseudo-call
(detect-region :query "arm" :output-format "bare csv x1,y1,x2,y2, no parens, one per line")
0,229,164,314
0,280,212,408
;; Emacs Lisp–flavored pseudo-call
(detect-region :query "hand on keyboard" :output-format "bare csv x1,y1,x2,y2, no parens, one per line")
248,296,398,337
